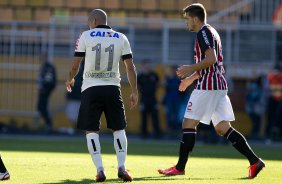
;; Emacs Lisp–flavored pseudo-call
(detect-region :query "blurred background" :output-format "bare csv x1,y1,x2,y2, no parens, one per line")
0,0,281,142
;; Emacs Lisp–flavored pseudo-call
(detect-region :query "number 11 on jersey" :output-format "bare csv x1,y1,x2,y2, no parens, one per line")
92,43,115,71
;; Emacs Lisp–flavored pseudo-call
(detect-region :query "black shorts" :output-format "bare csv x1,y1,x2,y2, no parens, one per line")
77,85,127,131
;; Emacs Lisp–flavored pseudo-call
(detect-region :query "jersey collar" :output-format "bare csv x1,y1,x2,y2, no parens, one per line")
200,24,209,30
96,25,112,29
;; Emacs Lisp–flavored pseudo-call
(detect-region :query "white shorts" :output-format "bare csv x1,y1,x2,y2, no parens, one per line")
184,90,235,126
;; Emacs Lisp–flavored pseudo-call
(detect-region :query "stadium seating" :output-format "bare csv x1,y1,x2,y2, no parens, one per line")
34,8,51,22
0,7,13,21
28,0,46,7
0,0,243,22
123,0,139,9
14,7,32,21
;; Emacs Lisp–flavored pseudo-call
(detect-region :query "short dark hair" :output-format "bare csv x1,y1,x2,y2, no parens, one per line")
183,3,206,22
89,9,107,25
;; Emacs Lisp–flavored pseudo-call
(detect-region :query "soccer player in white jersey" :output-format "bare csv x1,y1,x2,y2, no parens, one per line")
158,3,265,179
65,9,138,182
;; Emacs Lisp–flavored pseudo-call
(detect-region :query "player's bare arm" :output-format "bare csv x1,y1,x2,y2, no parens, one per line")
179,72,200,91
65,56,83,92
176,48,216,78
124,58,138,109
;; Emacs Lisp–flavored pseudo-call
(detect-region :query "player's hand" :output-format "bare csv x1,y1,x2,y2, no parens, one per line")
65,79,75,92
179,77,193,91
129,90,138,110
176,65,193,78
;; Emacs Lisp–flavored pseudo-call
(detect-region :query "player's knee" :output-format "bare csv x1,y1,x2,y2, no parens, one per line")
214,126,226,136
215,130,225,136
215,121,231,136
113,129,126,135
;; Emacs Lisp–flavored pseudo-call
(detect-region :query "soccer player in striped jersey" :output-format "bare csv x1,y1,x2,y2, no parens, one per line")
158,3,265,179
65,9,138,182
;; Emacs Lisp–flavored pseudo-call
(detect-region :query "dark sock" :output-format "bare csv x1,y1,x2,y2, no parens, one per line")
176,128,196,171
0,157,7,173
224,127,259,165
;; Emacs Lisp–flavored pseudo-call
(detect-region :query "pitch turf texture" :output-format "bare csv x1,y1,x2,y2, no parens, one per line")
0,136,281,184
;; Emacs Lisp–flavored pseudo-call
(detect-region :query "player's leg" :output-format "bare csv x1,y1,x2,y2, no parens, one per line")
0,155,10,180
104,86,132,182
113,130,127,169
158,90,216,175
77,87,106,182
212,92,265,178
215,121,260,164
112,130,132,182
158,118,199,175
214,121,265,178
176,118,199,171
86,131,105,182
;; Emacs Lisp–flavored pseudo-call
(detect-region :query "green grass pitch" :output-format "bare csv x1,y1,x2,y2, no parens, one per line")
0,135,281,184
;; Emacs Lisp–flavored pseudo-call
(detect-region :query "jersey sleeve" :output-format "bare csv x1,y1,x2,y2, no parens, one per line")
121,34,133,60
197,29,214,53
74,32,86,57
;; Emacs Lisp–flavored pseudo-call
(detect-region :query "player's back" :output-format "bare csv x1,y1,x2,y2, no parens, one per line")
76,25,131,91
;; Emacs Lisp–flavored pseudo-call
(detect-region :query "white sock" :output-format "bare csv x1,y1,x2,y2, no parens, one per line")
113,130,127,169
86,133,104,172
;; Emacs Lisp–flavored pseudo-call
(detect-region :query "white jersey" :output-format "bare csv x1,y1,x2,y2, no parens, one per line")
75,25,132,92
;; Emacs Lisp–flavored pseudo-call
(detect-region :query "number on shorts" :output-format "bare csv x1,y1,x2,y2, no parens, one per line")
187,102,192,111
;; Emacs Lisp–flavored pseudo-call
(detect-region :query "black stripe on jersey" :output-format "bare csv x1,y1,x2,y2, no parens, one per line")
197,77,203,89
74,52,85,57
214,40,218,59
122,54,133,60
220,77,224,90
202,73,207,89
213,72,217,90
222,77,228,89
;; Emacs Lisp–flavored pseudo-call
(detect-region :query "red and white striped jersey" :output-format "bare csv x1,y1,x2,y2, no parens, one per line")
194,24,228,90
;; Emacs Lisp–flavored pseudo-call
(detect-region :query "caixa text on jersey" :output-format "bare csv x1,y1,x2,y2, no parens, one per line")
90,31,119,38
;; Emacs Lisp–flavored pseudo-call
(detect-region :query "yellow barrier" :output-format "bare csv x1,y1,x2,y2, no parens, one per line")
0,56,252,135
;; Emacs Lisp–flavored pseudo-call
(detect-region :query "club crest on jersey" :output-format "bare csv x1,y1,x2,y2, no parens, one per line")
90,31,119,38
